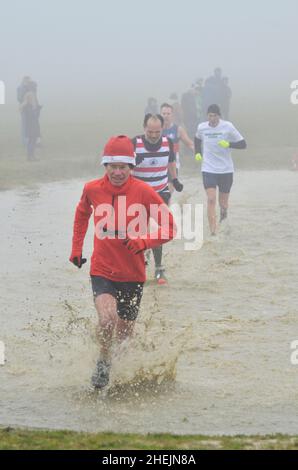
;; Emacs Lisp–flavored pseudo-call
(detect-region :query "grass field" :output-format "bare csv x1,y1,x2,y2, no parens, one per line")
0,106,296,191
0,145,296,192
1,428,298,450
0,152,100,191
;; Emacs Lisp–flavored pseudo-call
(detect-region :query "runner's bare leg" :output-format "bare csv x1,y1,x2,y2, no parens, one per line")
206,187,217,234
219,192,230,221
219,191,230,211
116,318,135,343
94,293,118,362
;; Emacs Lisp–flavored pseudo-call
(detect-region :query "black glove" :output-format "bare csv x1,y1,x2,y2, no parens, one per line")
135,154,145,165
172,178,183,192
71,255,87,268
123,238,147,255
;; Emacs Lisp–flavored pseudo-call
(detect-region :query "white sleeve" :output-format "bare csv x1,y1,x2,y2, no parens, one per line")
227,123,244,143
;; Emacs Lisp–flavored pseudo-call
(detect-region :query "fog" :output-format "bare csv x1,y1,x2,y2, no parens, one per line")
0,0,298,176
1,0,297,95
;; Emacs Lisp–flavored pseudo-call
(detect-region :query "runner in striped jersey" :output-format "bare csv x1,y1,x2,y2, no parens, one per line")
132,114,183,285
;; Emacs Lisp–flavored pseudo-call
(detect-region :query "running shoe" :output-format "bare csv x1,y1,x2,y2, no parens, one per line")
91,359,111,389
155,268,168,286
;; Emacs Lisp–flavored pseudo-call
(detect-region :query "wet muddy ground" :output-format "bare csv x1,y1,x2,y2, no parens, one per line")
0,170,297,434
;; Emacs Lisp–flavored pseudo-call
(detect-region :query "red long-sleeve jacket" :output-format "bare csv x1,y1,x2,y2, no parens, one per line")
70,174,176,282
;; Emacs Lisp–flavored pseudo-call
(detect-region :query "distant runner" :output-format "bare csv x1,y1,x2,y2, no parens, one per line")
161,102,194,193
194,104,247,235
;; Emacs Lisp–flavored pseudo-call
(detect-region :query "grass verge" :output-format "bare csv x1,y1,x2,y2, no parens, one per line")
1,428,298,450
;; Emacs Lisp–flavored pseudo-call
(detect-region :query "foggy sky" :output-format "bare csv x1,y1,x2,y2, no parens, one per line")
0,0,297,107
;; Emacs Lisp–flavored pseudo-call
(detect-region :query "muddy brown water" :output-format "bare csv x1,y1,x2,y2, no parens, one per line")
0,170,298,435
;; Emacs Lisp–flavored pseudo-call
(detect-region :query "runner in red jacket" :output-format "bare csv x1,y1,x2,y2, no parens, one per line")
70,135,176,389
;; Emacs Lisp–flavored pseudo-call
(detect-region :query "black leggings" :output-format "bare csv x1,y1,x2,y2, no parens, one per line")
152,245,162,268
152,190,171,268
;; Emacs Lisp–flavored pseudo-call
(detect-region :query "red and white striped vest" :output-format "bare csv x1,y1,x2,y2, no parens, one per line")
133,136,170,193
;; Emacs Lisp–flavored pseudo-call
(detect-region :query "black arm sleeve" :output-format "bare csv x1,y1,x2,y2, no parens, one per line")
131,136,137,150
229,139,247,149
194,137,202,154
168,138,176,163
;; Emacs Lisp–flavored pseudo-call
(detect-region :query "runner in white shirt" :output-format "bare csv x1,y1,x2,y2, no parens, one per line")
194,104,246,235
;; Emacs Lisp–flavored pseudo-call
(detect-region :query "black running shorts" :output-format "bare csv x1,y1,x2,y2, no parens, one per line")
91,275,144,321
202,172,233,193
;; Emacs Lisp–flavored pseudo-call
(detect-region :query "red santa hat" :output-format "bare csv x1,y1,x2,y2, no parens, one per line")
102,135,136,166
